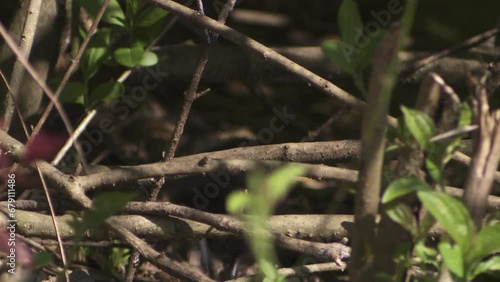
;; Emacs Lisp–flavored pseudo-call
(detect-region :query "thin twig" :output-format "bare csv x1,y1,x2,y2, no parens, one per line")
3,67,70,281
429,125,478,143
35,163,70,282
0,72,30,138
301,110,347,142
149,0,237,200
402,28,500,80
52,109,97,165
129,2,235,279
132,1,237,279
226,262,345,282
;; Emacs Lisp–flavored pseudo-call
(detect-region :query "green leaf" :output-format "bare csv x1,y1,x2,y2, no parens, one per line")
425,158,443,184
70,192,136,244
131,10,169,46
443,138,463,165
385,202,418,238
322,40,356,74
397,116,412,144
90,81,124,103
78,0,126,27
382,177,431,204
468,223,500,264
34,252,54,268
401,106,436,148
458,102,472,127
338,0,364,47
80,28,111,80
385,144,400,155
110,246,130,269
92,192,136,217
417,191,474,251
413,241,439,267
439,241,465,278
468,255,500,280
114,45,146,68
57,81,87,105
139,51,158,67
266,165,305,202
226,191,249,214
134,6,168,27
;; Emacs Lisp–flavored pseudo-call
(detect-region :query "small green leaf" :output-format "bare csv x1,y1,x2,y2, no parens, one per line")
385,202,418,238
266,165,305,202
385,144,400,154
439,241,465,278
78,0,126,27
110,246,130,269
131,9,169,46
114,45,146,68
91,192,136,221
468,223,500,264
413,241,439,267
139,51,158,67
70,192,136,244
458,102,472,127
417,191,474,251
468,255,500,280
397,116,412,144
57,81,87,105
226,191,248,214
134,7,168,27
338,0,364,47
80,28,111,80
34,252,54,268
382,177,431,204
443,138,463,165
425,158,443,184
322,40,356,73
90,81,124,103
401,106,436,148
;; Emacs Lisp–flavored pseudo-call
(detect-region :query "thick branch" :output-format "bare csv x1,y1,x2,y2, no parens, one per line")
77,140,360,189
464,86,500,227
